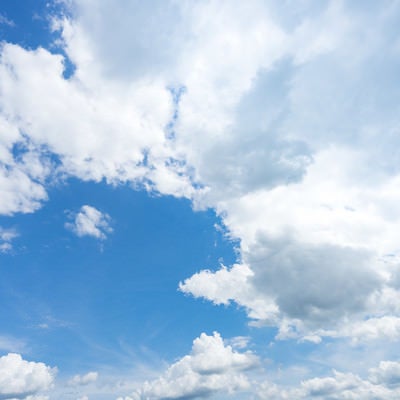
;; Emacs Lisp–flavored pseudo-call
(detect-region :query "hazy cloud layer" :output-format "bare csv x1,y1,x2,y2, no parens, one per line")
257,360,400,400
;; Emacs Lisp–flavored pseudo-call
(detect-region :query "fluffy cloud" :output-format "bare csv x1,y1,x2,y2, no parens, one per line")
0,161,48,216
4,1,400,398
1,0,400,347
123,332,258,400
65,205,112,239
0,353,55,399
172,1,400,341
68,371,98,386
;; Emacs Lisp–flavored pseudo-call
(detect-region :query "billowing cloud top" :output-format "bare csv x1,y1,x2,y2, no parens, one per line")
123,332,259,400
0,353,55,399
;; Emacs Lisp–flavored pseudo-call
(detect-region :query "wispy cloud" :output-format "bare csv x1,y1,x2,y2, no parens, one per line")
0,227,18,253
0,14,15,27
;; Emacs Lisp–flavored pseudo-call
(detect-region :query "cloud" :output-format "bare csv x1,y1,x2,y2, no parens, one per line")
126,332,258,400
118,358,400,400
0,227,18,253
0,0,400,349
181,147,400,339
65,205,112,239
171,0,400,343
0,115,51,216
68,371,98,386
256,361,400,400
0,163,48,216
369,361,400,386
0,14,15,27
3,1,400,398
0,353,55,400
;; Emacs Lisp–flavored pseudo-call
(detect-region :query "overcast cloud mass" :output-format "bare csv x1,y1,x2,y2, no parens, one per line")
1,0,400,399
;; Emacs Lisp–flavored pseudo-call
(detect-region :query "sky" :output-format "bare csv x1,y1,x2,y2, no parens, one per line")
1,0,400,399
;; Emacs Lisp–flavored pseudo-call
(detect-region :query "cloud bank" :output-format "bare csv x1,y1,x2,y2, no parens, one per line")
1,0,400,398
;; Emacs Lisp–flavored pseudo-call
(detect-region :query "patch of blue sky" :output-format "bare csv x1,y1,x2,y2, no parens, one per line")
165,85,187,140
0,178,252,375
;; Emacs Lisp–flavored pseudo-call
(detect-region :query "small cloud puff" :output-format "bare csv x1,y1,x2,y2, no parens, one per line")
68,371,98,386
0,227,18,253
65,205,112,240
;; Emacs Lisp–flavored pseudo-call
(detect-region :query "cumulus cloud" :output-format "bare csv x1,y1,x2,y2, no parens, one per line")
0,0,400,352
65,205,112,239
0,163,48,216
257,361,400,400
68,371,98,386
0,353,55,399
124,332,258,400
2,1,400,398
170,1,400,342
181,147,400,339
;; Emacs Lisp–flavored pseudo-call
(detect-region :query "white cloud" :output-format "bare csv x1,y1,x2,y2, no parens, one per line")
181,146,400,339
127,332,258,400
179,264,278,322
65,205,112,239
0,163,48,216
0,227,18,253
0,40,177,194
256,361,400,400
5,1,400,398
369,361,400,385
0,353,55,399
68,371,98,386
0,0,400,349
171,1,400,342
118,358,400,400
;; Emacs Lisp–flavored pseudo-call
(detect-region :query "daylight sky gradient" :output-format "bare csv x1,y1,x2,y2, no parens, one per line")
1,0,400,399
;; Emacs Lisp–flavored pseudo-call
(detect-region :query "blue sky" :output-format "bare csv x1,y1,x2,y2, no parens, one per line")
2,1,400,399
0,179,246,366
